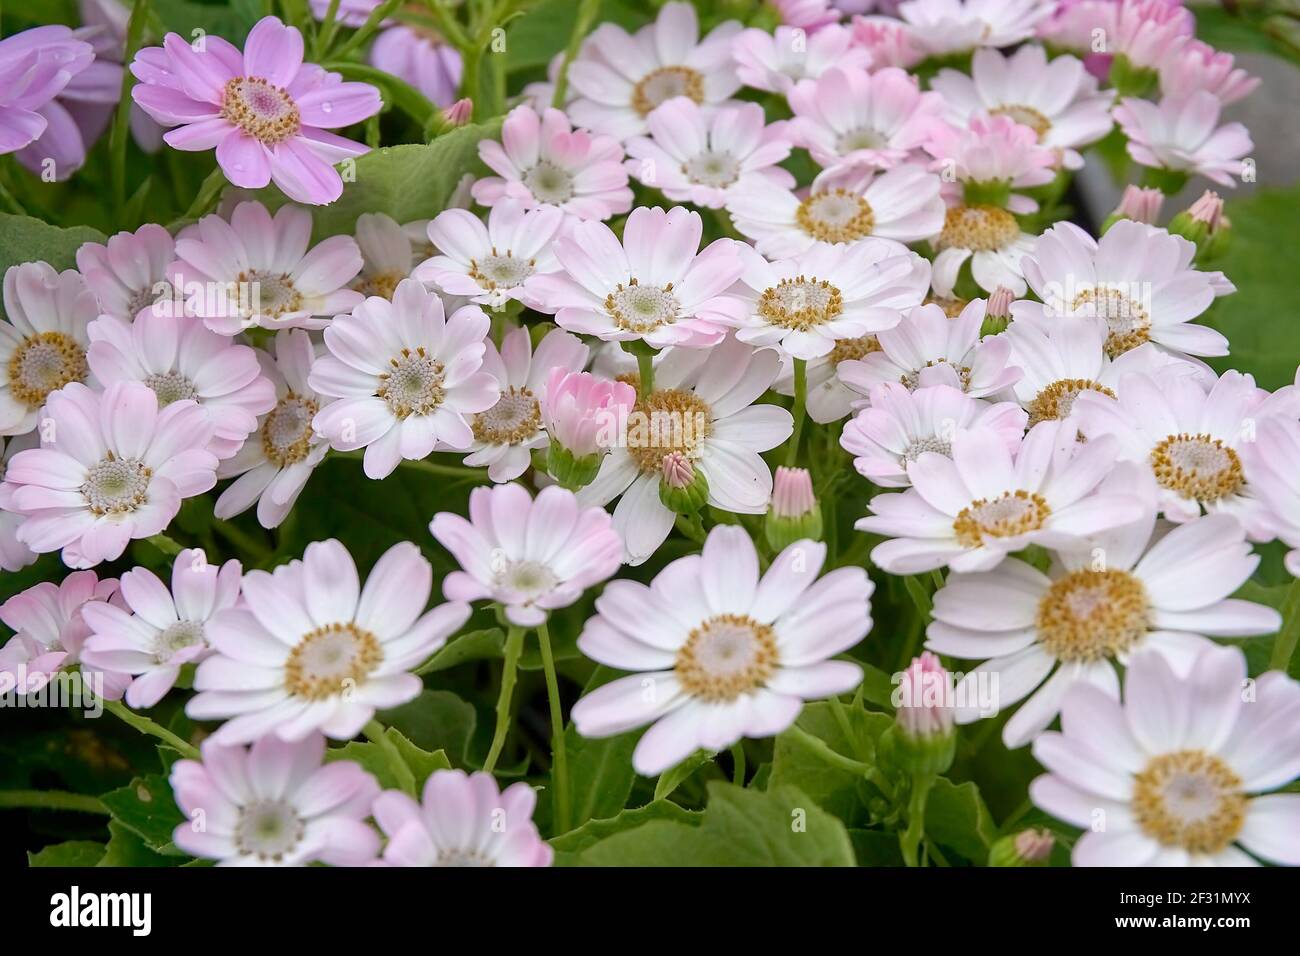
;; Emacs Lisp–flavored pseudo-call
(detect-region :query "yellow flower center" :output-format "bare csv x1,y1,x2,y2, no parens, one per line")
472,386,541,446
352,271,403,300
991,104,1052,139
284,622,383,701
675,613,779,702
935,204,1020,253
604,278,680,334
631,66,704,116
7,331,88,408
1029,378,1115,426
626,388,713,474
261,393,319,467
758,276,843,331
952,490,1051,548
1036,568,1149,662
221,76,301,146
377,347,445,420
796,189,876,244
1150,433,1245,504
1069,287,1151,357
1133,750,1247,855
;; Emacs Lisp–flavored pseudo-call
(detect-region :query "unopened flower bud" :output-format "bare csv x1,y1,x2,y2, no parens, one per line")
658,452,709,513
1169,190,1230,261
429,98,473,137
989,828,1055,867
765,466,822,550
1103,185,1164,232
980,286,1015,336
891,652,956,774
543,369,636,490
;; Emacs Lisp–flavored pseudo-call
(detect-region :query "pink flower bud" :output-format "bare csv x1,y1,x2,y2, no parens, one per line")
895,652,955,740
442,98,473,127
542,368,636,459
1113,184,1165,225
1014,828,1055,863
771,466,816,519
661,451,695,489
985,286,1015,320
1187,189,1224,230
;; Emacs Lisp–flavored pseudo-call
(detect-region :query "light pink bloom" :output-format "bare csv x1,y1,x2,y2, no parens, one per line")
461,327,589,482
170,733,380,866
309,279,498,479
76,223,178,320
525,205,745,349
772,0,843,31
77,0,166,154
1031,644,1300,866
0,435,37,571
849,16,924,69
788,66,940,172
472,104,632,221
169,200,364,334
369,26,462,108
0,261,99,435
373,769,552,867
541,368,637,459
1111,183,1164,223
215,330,331,529
130,16,382,204
770,465,816,519
898,0,1055,58
924,113,1057,211
351,212,429,299
841,382,1027,487
567,1,742,140
2,381,218,568
571,525,872,775
732,24,870,95
81,548,242,709
188,539,470,743
431,482,623,627
416,200,566,308
1114,92,1253,188
1244,414,1300,577
0,25,95,157
308,0,382,27
1159,39,1258,106
896,652,955,739
625,98,794,208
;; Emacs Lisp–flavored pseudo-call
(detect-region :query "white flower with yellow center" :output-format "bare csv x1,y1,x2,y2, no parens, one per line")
930,202,1039,298
351,212,429,300
571,525,872,775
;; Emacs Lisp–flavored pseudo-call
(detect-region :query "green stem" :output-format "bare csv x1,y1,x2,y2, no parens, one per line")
0,790,109,814
636,351,654,400
332,0,405,60
211,520,272,562
551,0,601,107
900,772,935,867
730,742,746,787
363,720,417,796
110,0,151,219
784,723,872,776
482,625,525,774
535,620,571,833
313,0,342,60
103,700,199,760
0,164,28,215
786,358,807,466
1269,576,1300,672
828,694,865,760
182,166,228,220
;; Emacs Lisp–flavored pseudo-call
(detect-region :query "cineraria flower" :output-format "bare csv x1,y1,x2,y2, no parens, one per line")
431,482,623,627
0,435,37,572
81,548,242,709
524,205,745,349
567,2,742,140
840,381,1027,487
897,0,1055,58
1074,368,1292,538
1042,0,1192,75
369,25,463,108
0,261,99,436
933,505,1281,748
170,200,364,334
787,67,941,172
351,212,429,300
541,368,638,476
131,16,382,205
0,25,95,157
2,381,218,568
856,419,1144,574
924,113,1057,213
1113,92,1253,188
1245,416,1300,577
188,539,470,743
309,279,497,480
571,525,871,775
728,166,946,259
837,301,1022,400
372,769,553,867
577,337,792,564
1019,219,1226,360
624,98,793,209
772,0,843,31
929,200,1039,298
731,24,870,95
472,105,632,221
416,201,565,309
170,733,380,866
850,16,925,70
930,46,1114,170
728,240,929,359
0,570,130,699
1158,39,1258,106
76,223,177,320
215,330,330,529
1031,644,1300,866
86,311,276,460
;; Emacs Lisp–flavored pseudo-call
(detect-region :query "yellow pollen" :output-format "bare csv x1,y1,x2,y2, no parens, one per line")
1036,568,1149,662
675,613,779,703
221,76,300,145
377,347,445,420
352,271,403,300
901,359,972,391
472,386,541,446
7,331,88,408
990,104,1052,139
796,189,876,244
935,204,1020,253
604,277,680,334
626,388,713,474
1029,378,1115,426
1132,750,1246,855
829,335,882,365
757,276,843,331
1150,433,1244,503
631,66,704,116
261,392,319,467
284,622,383,701
1070,287,1151,357
924,295,970,318
952,490,1051,548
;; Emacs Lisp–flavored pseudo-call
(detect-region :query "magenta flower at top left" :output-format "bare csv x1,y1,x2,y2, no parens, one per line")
130,16,383,205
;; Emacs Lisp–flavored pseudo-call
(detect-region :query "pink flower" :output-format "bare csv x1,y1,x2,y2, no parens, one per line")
772,0,844,31
188,539,469,743
130,16,382,205
369,26,462,107
373,769,552,866
1159,39,1258,106
923,113,1057,212
76,223,178,320
1,381,218,568
308,0,382,27
0,25,95,157
81,548,242,709
788,66,941,172
170,733,380,866
472,105,632,222
625,98,794,209
86,311,276,460
895,652,955,739
0,436,37,572
169,200,364,334
1114,93,1253,188
898,0,1055,58
1111,183,1164,223
525,205,745,349
1244,415,1300,578
309,279,498,479
732,24,871,95
849,16,924,70
541,368,637,459
771,465,816,519
430,482,623,627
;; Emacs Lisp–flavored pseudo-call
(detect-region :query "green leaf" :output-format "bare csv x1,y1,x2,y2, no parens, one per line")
551,801,700,866
328,728,451,790
573,783,856,866
99,774,186,856
29,841,107,867
506,0,650,73
0,214,104,275
97,821,180,867
849,829,906,866
152,0,259,43
924,778,999,862
379,689,477,765
769,701,893,826
416,628,504,674
652,748,716,802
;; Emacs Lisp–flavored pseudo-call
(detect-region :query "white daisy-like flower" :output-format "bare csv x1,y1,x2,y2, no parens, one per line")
898,0,1056,58
415,200,565,309
577,336,793,565
841,381,1028,488
932,503,1282,748
1243,413,1300,577
930,202,1039,298
309,279,499,480
0,434,37,571
571,524,872,775
837,301,1022,400
567,1,743,140
0,261,99,436
188,538,471,743
75,223,178,320
1031,643,1300,866
856,419,1145,574
731,23,870,94
462,326,589,482
351,212,430,300
728,165,946,259
1114,92,1253,189
1018,219,1226,361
